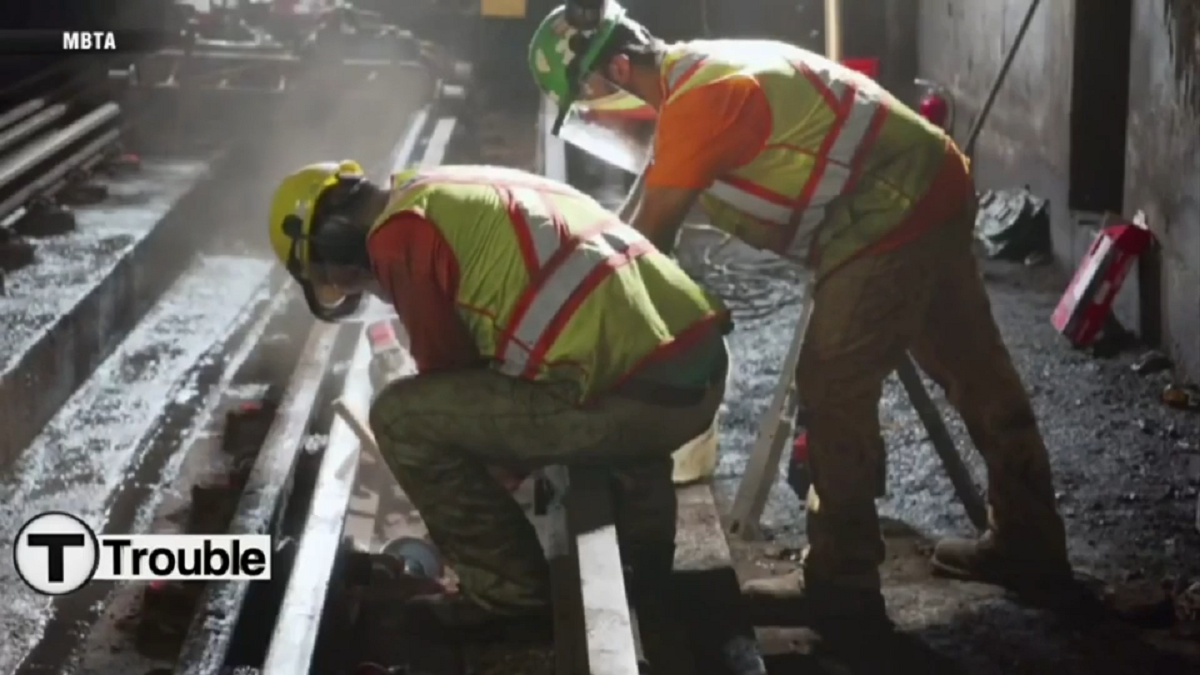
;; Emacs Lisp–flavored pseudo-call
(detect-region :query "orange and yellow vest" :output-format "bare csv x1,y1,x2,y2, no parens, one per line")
369,165,726,402
663,40,960,278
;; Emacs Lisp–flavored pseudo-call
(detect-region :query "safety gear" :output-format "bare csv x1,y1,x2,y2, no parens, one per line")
268,159,369,322
548,39,962,278
371,165,727,402
675,42,961,277
528,1,657,170
741,569,892,634
931,530,1073,588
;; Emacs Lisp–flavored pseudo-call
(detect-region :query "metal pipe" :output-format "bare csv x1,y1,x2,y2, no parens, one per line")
963,0,1042,158
0,104,68,157
0,99,45,133
0,128,120,223
0,103,120,195
824,0,843,63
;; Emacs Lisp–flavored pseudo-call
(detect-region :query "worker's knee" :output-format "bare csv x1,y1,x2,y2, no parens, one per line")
368,374,435,438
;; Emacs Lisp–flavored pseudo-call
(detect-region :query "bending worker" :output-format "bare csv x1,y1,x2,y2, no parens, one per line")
267,161,729,627
528,3,1071,632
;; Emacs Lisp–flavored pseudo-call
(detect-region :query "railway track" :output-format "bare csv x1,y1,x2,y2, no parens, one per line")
2,43,759,675
0,36,442,674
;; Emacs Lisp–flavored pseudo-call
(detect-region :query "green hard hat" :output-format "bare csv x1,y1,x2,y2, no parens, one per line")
528,2,628,131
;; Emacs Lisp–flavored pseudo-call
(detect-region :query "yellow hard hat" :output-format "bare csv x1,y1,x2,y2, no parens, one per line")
267,159,367,322
267,159,365,280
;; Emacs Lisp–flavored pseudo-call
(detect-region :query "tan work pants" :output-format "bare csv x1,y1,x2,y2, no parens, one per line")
798,203,1067,589
369,363,725,614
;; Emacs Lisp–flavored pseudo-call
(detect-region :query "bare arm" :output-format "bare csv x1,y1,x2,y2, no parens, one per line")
629,185,702,256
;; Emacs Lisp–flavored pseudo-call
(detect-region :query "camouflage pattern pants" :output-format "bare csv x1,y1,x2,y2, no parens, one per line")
798,201,1068,589
369,365,725,614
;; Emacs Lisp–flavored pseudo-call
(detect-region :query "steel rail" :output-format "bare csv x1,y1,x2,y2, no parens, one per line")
0,102,67,157
0,103,120,198
259,105,442,675
0,99,46,133
174,322,342,675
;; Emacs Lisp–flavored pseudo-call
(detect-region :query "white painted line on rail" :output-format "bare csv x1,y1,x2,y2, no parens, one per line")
420,118,457,169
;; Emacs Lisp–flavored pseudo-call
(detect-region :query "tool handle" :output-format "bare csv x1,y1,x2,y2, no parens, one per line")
895,357,989,531
332,398,380,456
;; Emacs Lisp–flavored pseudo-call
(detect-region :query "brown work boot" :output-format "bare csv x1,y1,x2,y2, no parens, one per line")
741,570,892,636
931,530,1073,590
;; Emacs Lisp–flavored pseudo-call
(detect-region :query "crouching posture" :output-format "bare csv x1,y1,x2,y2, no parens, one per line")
267,162,729,626
529,2,1073,634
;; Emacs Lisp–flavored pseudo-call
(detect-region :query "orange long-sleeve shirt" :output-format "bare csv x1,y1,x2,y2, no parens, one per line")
366,212,480,373
644,75,972,259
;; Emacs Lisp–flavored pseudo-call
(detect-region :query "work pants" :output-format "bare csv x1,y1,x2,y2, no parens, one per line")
369,365,725,614
798,201,1068,590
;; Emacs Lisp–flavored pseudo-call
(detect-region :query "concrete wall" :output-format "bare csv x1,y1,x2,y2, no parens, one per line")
917,0,1200,380
917,0,1080,258
1124,0,1200,378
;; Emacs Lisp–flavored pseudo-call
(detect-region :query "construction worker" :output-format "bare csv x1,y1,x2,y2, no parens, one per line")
528,3,1072,632
267,161,730,626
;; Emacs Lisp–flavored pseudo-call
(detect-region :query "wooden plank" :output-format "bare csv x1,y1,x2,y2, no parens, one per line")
565,467,641,675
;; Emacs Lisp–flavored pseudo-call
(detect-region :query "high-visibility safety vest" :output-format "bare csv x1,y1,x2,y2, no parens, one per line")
663,40,957,277
369,165,725,401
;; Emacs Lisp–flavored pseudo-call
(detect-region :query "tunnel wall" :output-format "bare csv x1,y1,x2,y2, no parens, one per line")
917,0,1200,381
916,0,1078,258
1124,1,1200,378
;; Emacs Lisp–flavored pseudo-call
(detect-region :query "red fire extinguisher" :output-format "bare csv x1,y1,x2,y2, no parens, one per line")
914,78,954,131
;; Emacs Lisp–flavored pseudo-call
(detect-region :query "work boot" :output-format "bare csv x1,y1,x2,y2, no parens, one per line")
931,530,1073,590
741,569,893,636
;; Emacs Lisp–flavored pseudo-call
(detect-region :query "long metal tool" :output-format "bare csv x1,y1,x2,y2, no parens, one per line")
727,285,813,539
963,0,1043,158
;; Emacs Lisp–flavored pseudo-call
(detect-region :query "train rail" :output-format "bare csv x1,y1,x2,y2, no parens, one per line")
0,25,441,673
1,41,758,673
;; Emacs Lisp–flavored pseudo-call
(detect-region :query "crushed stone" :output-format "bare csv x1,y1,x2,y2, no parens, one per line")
0,160,210,373
0,254,270,672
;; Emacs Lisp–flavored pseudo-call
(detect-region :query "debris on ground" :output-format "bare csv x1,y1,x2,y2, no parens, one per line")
1052,215,1155,349
1162,384,1200,412
1089,316,1139,358
0,227,34,272
1134,351,1173,375
974,186,1052,260
1104,579,1176,626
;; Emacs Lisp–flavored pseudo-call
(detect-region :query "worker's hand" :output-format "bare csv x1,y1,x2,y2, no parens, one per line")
487,465,527,492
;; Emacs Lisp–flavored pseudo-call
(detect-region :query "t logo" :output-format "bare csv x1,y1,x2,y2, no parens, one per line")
13,512,100,595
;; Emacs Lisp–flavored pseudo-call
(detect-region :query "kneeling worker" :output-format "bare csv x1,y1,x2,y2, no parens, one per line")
267,161,730,627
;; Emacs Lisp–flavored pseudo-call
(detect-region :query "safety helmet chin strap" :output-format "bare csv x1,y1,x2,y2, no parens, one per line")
280,175,369,323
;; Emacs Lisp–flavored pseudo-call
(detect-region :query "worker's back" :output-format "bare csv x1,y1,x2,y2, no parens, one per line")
663,38,969,276
373,165,727,401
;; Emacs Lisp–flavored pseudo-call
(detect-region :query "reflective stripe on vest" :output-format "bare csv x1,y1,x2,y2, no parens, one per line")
505,185,566,273
663,53,889,250
496,221,650,378
371,166,716,399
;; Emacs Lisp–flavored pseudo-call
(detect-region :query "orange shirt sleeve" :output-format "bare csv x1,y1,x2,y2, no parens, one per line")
644,76,772,190
366,212,481,373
